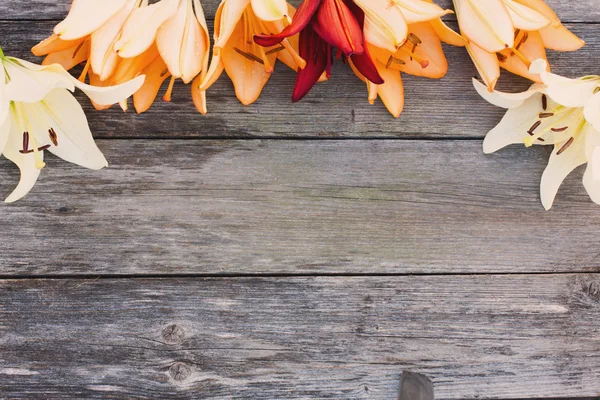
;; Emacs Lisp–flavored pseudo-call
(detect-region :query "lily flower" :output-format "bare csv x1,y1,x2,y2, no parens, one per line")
198,0,306,106
0,50,144,202
352,14,465,117
254,0,383,102
34,0,210,114
455,0,584,91
476,59,600,210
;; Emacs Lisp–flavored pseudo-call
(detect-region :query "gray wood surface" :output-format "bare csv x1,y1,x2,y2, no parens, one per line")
1,275,599,399
1,0,600,399
2,140,600,276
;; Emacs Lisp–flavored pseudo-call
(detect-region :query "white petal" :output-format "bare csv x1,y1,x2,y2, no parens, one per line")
73,74,145,106
0,107,10,154
474,78,544,109
483,91,546,153
530,58,600,108
454,0,514,52
251,0,289,21
540,133,587,210
584,91,600,133
39,89,108,170
3,109,42,203
2,58,74,103
583,164,600,205
0,71,9,129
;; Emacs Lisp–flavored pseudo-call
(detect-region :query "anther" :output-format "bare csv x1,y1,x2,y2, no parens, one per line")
496,53,508,63
539,112,554,118
73,40,87,59
48,128,58,146
557,137,574,155
542,94,547,111
22,132,29,153
551,126,569,132
528,120,542,135
265,45,285,55
386,56,406,69
160,68,169,78
233,48,264,65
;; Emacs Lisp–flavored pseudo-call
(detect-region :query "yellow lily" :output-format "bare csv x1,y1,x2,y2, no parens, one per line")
455,0,584,91
198,0,305,106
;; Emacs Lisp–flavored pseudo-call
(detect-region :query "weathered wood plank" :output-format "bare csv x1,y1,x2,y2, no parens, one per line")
1,275,599,399
1,0,598,22
1,22,596,139
1,139,600,276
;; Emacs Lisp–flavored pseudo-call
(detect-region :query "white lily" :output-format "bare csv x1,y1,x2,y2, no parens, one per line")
475,59,600,210
0,51,144,203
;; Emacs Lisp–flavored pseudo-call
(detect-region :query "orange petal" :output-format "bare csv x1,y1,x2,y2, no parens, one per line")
466,42,500,91
32,34,85,56
133,57,171,113
498,30,546,82
41,39,90,71
114,0,179,58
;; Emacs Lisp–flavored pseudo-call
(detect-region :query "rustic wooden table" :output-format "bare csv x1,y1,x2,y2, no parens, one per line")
1,1,599,399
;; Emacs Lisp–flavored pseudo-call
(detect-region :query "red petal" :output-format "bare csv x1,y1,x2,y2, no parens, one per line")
292,24,331,102
312,0,363,56
350,46,383,84
254,0,321,47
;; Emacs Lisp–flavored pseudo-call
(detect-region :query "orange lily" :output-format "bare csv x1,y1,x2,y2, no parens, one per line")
455,0,584,91
198,0,306,106
350,2,465,118
33,0,210,114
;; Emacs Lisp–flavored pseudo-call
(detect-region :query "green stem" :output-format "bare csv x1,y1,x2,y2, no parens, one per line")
0,46,4,58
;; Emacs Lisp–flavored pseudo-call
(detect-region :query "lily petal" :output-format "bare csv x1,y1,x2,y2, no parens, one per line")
584,92,600,133
498,30,546,82
3,60,74,103
353,0,408,52
394,0,452,24
114,0,179,58
38,89,108,169
482,91,546,153
313,0,363,56
32,34,85,57
157,0,208,83
251,0,289,21
214,0,252,49
41,40,90,71
502,0,550,31
90,0,137,81
474,79,543,109
54,0,128,40
254,0,321,47
133,57,171,113
292,24,329,102
540,130,587,210
3,108,42,203
530,59,600,108
454,0,514,53
465,42,500,91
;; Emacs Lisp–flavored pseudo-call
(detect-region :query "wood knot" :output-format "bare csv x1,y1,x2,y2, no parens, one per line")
162,324,185,345
587,281,600,302
169,362,193,382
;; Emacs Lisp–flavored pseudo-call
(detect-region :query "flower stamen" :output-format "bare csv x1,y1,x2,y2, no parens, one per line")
557,137,575,155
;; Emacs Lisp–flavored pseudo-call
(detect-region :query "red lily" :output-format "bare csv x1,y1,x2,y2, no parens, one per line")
254,0,383,102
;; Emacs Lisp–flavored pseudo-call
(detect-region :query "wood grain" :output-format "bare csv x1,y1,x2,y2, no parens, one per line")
1,140,600,276
1,0,598,22
1,275,599,399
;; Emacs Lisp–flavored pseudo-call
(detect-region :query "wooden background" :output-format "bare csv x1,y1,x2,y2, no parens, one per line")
1,1,599,399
